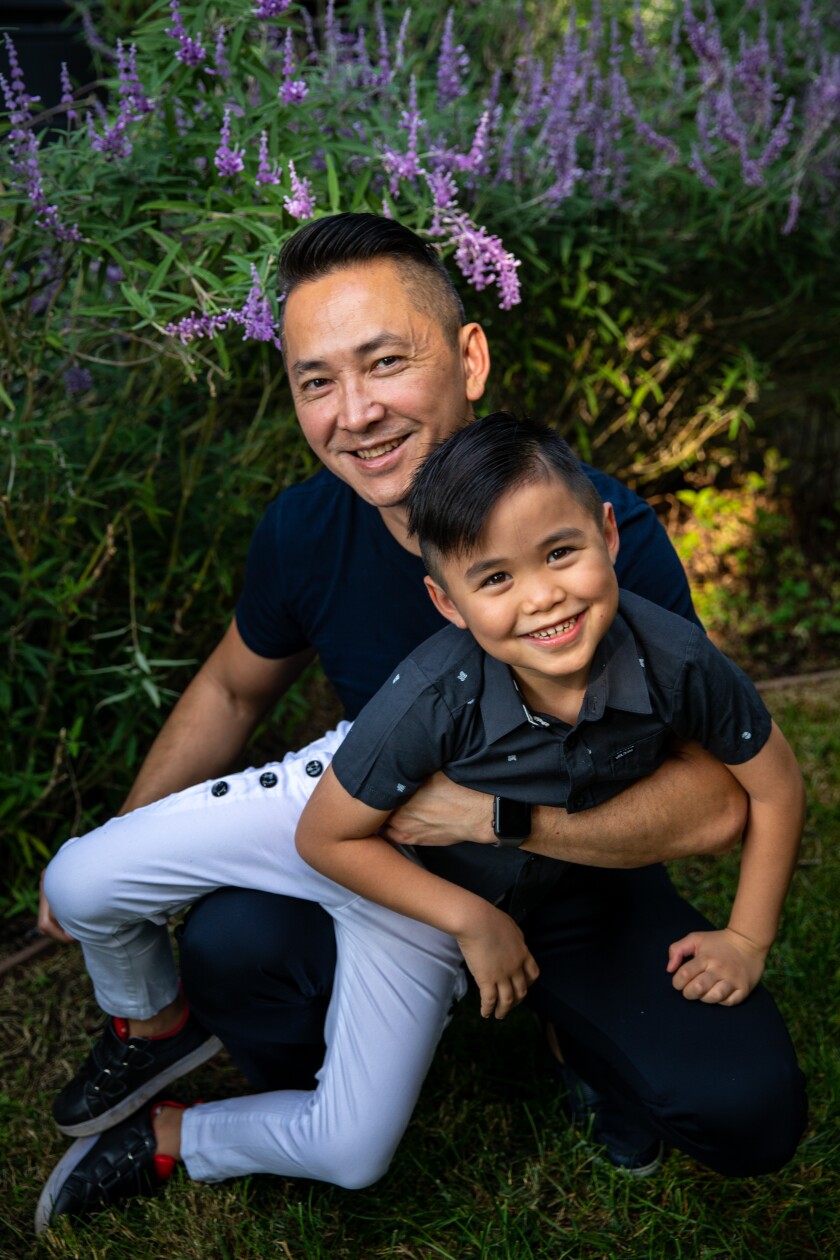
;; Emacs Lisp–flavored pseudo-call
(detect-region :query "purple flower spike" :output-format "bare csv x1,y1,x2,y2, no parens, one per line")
63,365,94,395
165,310,236,344
253,0,293,18
429,201,521,311
382,75,424,192
237,265,282,346
284,160,316,219
60,63,77,125
256,129,281,185
437,9,469,109
278,29,308,104
210,26,231,81
215,107,245,178
166,0,206,67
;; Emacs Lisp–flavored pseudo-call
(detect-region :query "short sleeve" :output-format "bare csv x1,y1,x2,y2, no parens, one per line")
331,658,455,811
670,634,772,764
235,500,309,659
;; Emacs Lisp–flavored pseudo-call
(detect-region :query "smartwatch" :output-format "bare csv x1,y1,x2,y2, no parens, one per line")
493,796,531,847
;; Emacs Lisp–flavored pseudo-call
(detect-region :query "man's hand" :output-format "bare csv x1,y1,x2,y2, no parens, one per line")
456,905,540,1019
37,870,75,943
380,772,495,847
666,928,768,1006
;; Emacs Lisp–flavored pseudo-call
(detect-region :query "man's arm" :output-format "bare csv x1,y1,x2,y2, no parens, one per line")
379,741,747,866
119,620,315,814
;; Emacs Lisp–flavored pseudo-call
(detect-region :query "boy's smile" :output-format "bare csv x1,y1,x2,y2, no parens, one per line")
425,476,620,722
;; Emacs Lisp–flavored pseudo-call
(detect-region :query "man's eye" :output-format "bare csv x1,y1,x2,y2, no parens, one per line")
375,355,401,368
301,377,329,392
481,571,509,588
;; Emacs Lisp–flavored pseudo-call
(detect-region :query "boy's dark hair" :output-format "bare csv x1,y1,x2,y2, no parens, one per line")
407,412,605,585
278,212,465,343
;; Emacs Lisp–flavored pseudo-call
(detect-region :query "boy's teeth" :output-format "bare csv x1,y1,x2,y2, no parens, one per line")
530,616,579,638
355,438,402,460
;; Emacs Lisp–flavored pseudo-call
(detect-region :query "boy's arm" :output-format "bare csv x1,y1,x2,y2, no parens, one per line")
667,721,805,1005
381,741,747,865
296,766,539,1018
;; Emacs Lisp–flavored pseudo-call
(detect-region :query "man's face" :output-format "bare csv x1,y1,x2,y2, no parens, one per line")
426,476,620,713
283,260,488,511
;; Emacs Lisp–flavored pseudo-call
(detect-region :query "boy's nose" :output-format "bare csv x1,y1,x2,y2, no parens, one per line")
522,575,566,614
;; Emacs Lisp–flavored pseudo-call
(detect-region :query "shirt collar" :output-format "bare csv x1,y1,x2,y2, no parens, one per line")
478,607,652,740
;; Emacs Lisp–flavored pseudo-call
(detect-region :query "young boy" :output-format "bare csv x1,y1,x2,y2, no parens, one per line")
296,412,805,1019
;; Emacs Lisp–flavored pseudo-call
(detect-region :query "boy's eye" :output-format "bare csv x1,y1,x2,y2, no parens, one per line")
480,571,510,588
548,546,572,562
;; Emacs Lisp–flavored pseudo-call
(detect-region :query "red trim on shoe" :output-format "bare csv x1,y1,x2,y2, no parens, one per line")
112,1016,130,1042
146,999,191,1041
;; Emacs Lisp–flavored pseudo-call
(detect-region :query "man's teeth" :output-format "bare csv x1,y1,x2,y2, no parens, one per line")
529,616,579,639
354,438,403,460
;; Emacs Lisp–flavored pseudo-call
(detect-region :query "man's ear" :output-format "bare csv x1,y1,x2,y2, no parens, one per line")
424,575,468,629
459,323,491,405
602,502,620,566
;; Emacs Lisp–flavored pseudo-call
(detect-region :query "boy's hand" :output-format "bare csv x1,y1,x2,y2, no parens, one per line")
666,928,768,1006
37,870,75,943
456,907,540,1019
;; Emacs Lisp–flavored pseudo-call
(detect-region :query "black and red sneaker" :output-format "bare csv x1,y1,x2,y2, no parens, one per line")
52,1007,220,1137
35,1100,187,1236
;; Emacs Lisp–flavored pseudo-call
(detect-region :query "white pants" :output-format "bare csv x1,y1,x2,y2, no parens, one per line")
44,727,467,1188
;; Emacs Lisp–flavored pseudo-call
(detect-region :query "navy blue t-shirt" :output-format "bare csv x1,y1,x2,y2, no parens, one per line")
235,466,700,719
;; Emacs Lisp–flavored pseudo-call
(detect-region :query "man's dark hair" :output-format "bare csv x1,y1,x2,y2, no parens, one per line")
407,412,605,585
278,212,465,343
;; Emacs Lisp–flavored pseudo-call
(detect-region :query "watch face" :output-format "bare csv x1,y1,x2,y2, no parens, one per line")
494,796,531,840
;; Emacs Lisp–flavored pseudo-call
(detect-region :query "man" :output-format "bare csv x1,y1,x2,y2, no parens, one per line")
38,214,804,1222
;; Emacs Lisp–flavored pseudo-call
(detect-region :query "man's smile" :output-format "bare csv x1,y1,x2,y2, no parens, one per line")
349,436,409,461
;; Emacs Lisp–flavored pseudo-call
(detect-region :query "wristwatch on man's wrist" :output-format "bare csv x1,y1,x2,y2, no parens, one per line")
492,796,532,847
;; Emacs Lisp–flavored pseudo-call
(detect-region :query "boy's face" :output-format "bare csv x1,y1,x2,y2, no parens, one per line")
425,476,620,710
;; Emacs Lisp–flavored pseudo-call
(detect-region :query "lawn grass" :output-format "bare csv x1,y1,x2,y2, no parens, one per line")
1,681,837,1260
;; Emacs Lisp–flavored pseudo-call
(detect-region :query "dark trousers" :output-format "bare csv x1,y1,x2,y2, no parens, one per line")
179,865,806,1177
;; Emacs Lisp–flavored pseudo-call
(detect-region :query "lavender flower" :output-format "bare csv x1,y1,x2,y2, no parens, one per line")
284,160,316,219
382,76,424,192
631,0,656,71
429,204,521,310
758,97,795,170
688,141,718,189
211,26,231,81
253,0,293,18
116,40,154,115
437,9,469,109
782,187,801,235
59,63,77,125
394,9,412,72
81,8,116,61
166,1,206,67
372,4,392,87
278,29,308,105
256,129,281,185
214,107,245,178
63,365,94,395
236,265,282,346
165,310,235,344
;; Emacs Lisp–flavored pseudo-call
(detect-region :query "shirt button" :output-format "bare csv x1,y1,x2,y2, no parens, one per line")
259,771,278,789
211,781,229,798
305,760,324,778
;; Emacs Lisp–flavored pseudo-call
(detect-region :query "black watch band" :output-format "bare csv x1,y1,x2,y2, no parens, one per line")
493,796,531,847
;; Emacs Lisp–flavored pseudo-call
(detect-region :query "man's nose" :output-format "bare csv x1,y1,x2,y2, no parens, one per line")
337,379,386,431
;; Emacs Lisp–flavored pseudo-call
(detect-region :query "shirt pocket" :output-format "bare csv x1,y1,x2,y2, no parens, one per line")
608,730,672,785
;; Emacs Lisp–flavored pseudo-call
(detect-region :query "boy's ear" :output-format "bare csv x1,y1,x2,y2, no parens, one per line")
602,502,620,566
424,575,468,629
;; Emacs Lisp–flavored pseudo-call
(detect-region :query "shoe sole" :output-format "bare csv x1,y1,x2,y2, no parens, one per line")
54,1035,223,1137
598,1141,665,1178
35,1134,98,1236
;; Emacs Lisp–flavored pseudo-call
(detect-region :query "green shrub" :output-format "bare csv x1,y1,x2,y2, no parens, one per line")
1,0,838,906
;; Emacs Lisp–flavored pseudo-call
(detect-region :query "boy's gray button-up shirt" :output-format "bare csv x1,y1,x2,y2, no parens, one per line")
331,591,771,920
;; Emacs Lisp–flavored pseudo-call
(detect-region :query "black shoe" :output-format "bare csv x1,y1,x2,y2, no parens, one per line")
35,1100,180,1236
52,1011,221,1137
550,1055,664,1177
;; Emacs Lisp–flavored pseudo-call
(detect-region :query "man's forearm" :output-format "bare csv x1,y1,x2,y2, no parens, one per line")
524,744,747,867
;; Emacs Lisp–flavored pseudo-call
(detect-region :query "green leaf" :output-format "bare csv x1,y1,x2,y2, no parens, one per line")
325,152,341,214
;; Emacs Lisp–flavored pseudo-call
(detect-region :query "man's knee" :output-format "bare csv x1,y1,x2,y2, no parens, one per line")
42,834,117,936
179,887,336,1003
660,1052,807,1176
